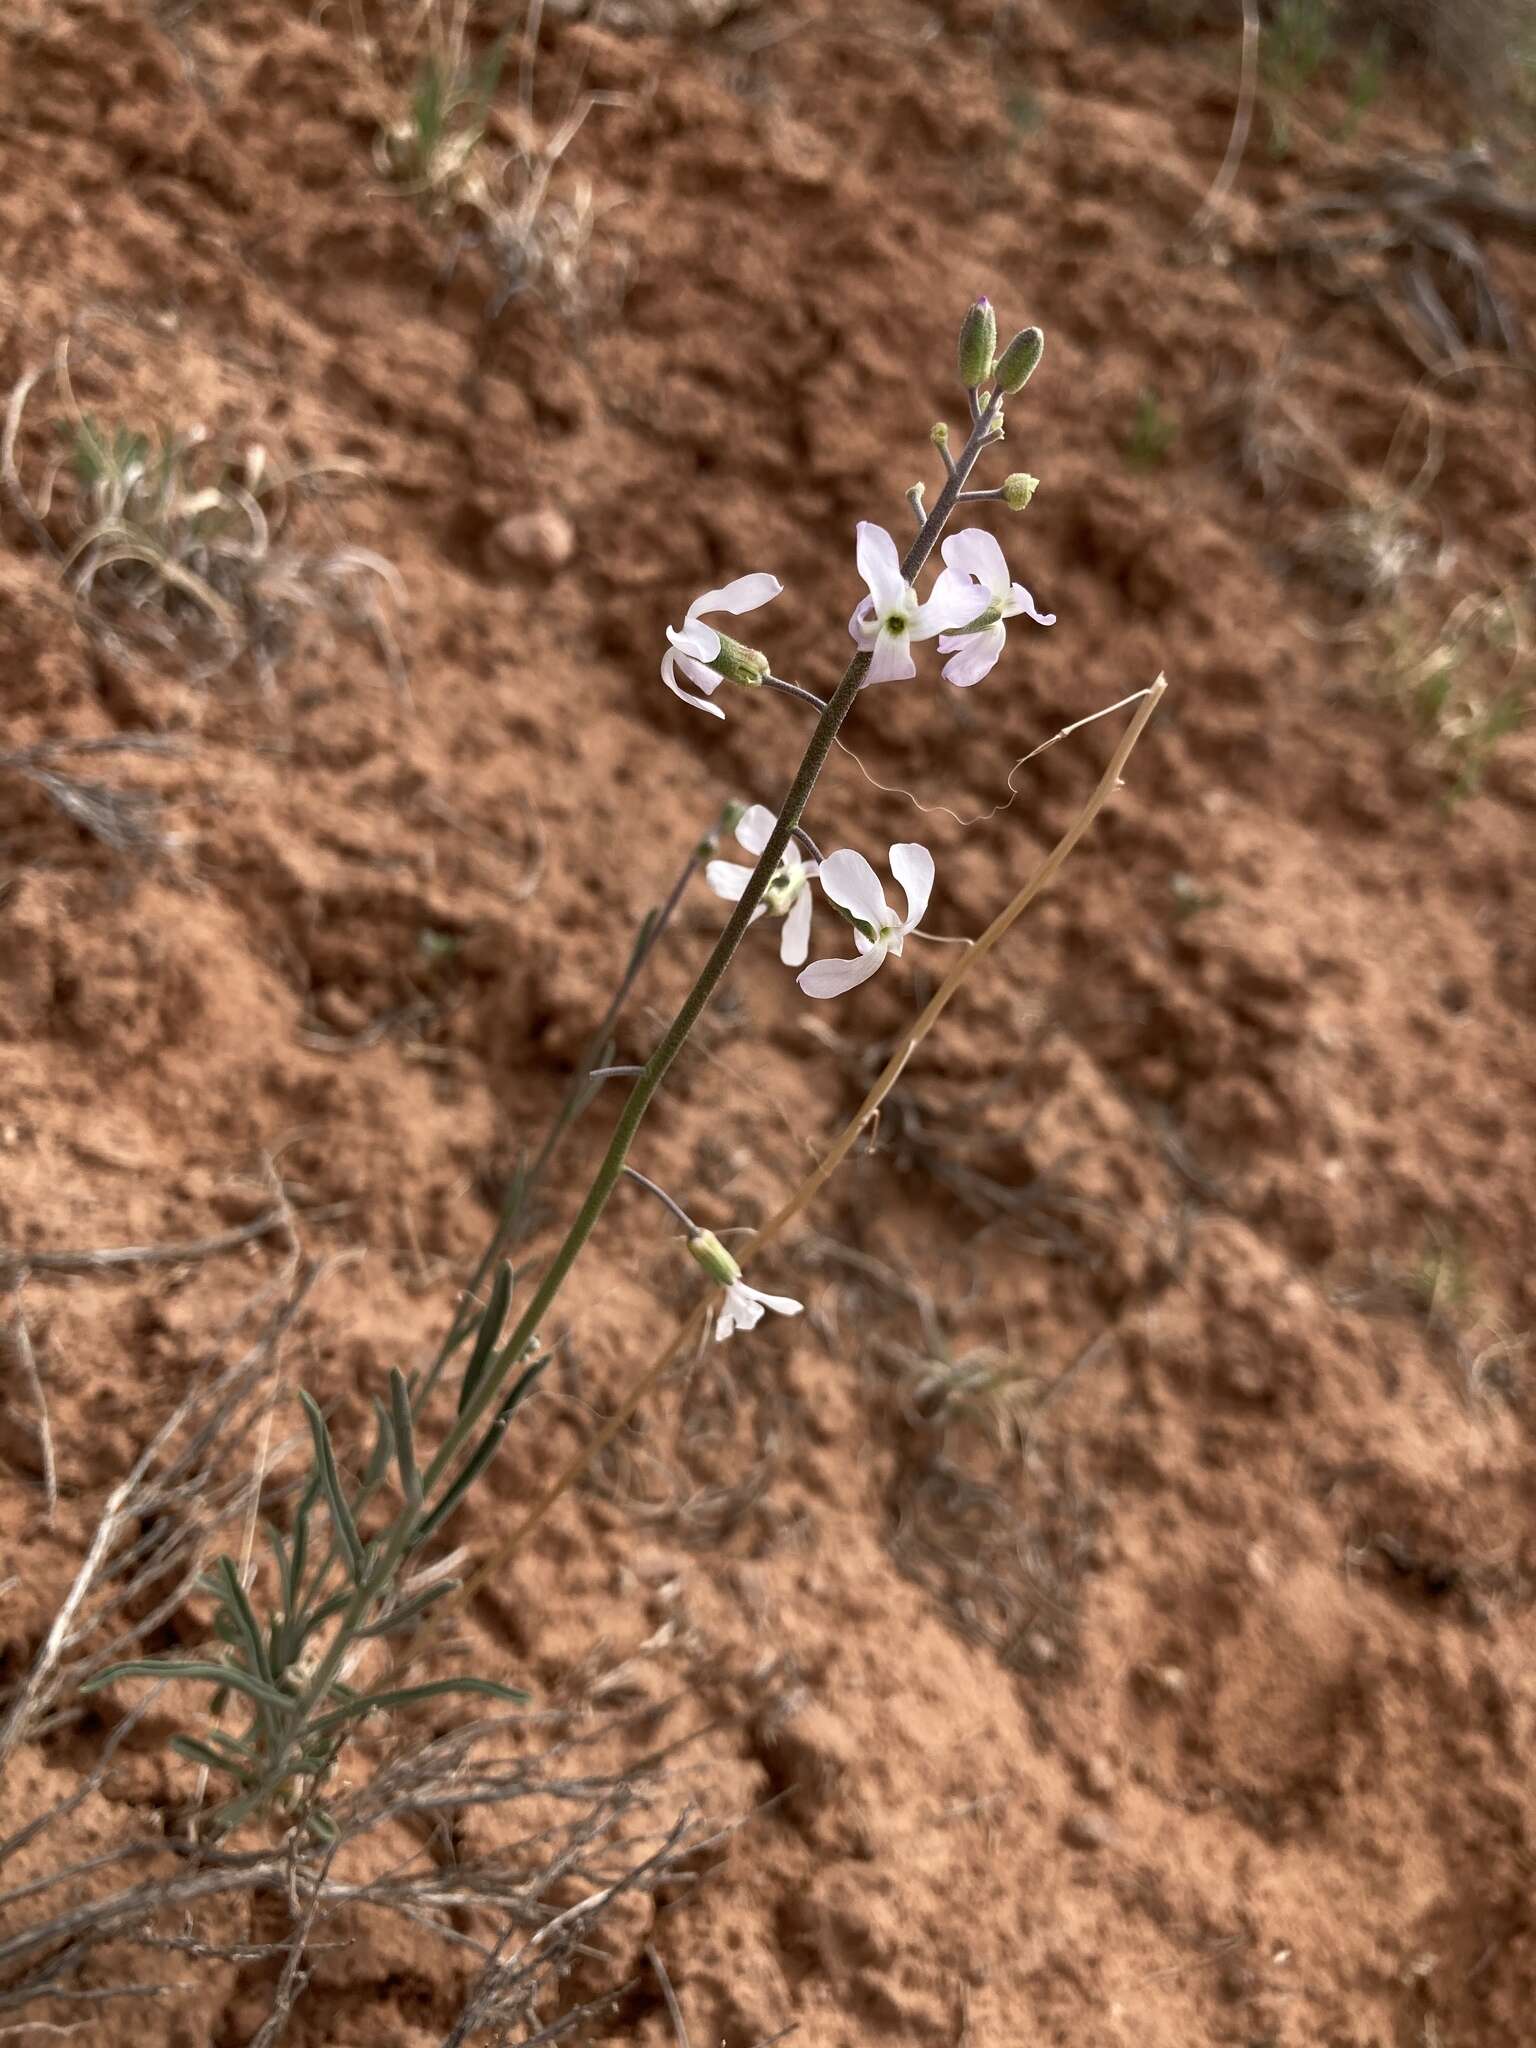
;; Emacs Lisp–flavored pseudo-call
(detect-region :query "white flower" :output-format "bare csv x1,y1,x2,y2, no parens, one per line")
930,528,1054,687
661,572,783,718
705,804,819,967
847,523,979,686
797,842,935,1000
715,1278,803,1343
688,1228,803,1342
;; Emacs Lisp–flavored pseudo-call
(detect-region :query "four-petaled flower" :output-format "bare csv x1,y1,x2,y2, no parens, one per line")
847,523,978,685
705,804,819,967
662,573,783,718
797,842,934,999
931,529,1054,687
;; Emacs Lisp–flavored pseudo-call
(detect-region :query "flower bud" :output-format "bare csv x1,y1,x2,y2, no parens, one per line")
1003,471,1039,511
687,1230,740,1287
994,326,1044,395
930,422,949,449
957,296,996,390
718,799,747,835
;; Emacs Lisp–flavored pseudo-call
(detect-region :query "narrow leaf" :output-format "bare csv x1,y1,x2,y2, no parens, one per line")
457,1261,513,1416
216,1556,273,1685
389,1367,421,1508
171,1735,253,1784
300,1391,365,1581
309,1674,527,1737
264,1522,292,1610
362,1394,395,1491
355,1578,459,1638
420,1354,548,1544
83,1659,294,1713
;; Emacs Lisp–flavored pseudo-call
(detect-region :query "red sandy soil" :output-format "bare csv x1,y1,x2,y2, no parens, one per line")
3,1,1536,2043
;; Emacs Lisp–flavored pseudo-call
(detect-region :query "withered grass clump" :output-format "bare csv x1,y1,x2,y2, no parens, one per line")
2,349,404,693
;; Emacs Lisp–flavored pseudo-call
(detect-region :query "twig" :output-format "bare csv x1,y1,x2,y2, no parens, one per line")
1,1210,291,1282
245,1842,337,2048
647,1944,691,2048
5,1293,57,1523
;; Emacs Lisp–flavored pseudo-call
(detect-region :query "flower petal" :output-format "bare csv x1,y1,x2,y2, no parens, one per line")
796,945,889,999
676,652,725,697
1002,581,1056,626
855,521,907,615
715,1281,765,1340
942,528,1010,596
889,842,935,931
668,619,721,662
662,646,725,718
689,572,783,622
864,628,917,685
816,848,889,928
939,620,1006,686
847,596,878,649
743,1284,802,1317
779,887,813,966
734,803,776,857
705,858,753,901
928,564,988,624
911,573,988,639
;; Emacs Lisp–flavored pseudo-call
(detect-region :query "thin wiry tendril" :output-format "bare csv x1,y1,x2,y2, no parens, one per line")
832,687,1155,827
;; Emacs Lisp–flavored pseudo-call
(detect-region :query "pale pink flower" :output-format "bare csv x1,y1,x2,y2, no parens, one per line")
847,523,978,685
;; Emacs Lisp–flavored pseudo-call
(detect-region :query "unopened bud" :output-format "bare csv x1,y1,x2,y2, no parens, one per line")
994,326,1044,395
718,799,747,835
709,633,769,689
1003,471,1039,511
957,296,997,390
930,422,949,449
687,1230,740,1287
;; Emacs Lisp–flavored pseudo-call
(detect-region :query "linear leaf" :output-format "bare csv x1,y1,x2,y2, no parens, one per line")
362,1395,395,1491
420,1354,548,1545
309,1675,526,1737
355,1578,459,1638
83,1659,294,1713
216,1556,273,1685
457,1261,514,1416
299,1391,365,1581
171,1735,252,1783
389,1368,421,1508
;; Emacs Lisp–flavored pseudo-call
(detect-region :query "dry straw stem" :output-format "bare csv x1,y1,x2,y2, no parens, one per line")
449,676,1167,1610
1190,0,1260,232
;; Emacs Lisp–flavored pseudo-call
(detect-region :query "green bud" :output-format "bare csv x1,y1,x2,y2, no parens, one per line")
701,798,747,857
709,632,769,689
688,1230,740,1287
1003,472,1039,512
957,296,996,390
930,422,949,448
994,326,1044,395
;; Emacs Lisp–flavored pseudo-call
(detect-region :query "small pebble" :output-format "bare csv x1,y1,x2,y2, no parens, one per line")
486,507,576,574
1061,1810,1117,1851
1081,1753,1116,1802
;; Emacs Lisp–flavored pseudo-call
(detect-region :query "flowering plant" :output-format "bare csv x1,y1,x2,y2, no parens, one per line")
94,299,1161,1844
